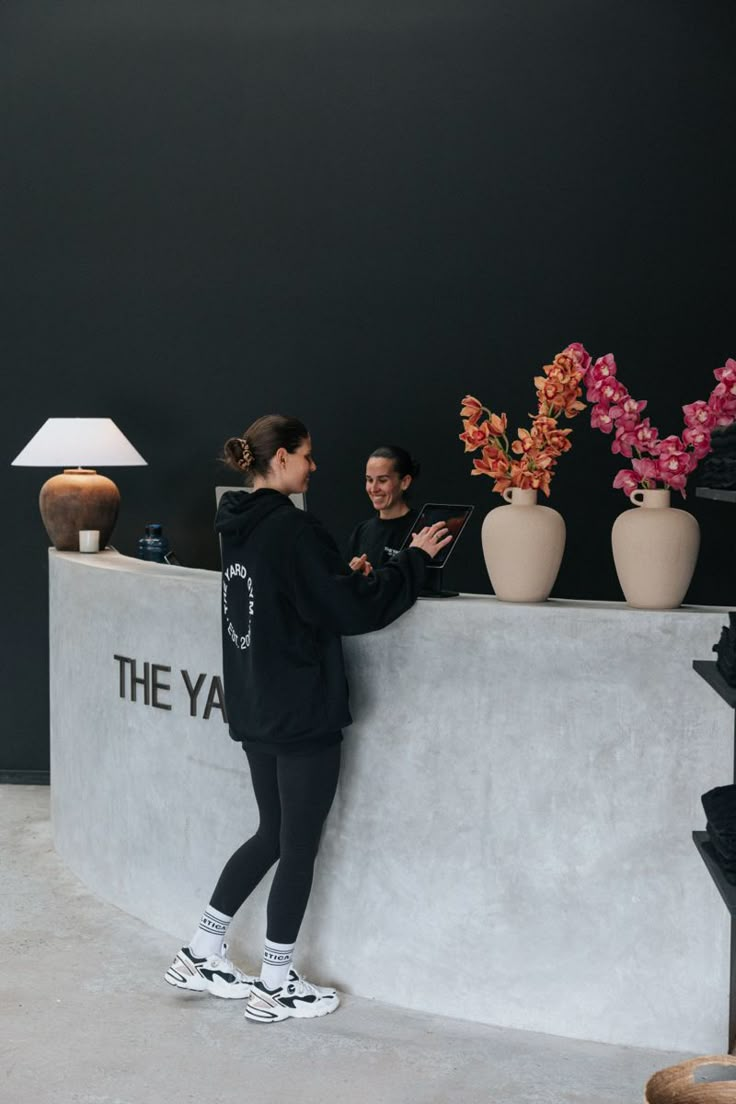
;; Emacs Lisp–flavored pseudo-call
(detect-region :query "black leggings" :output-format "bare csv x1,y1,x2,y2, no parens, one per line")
209,742,341,944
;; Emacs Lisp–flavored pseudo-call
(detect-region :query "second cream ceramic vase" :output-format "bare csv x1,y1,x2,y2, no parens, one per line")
611,488,700,609
481,487,566,602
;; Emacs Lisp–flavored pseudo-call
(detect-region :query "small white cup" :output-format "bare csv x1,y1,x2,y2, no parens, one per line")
79,529,100,553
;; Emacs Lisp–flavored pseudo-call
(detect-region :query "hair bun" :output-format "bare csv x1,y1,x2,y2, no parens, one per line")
238,436,254,471
221,415,309,483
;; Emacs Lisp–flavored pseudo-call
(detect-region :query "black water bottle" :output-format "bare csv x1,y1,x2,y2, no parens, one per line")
137,523,170,563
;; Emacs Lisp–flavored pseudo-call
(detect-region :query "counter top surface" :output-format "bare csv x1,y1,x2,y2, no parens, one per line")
50,548,734,615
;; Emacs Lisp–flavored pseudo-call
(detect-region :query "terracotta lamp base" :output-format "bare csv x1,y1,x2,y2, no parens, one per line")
39,469,120,551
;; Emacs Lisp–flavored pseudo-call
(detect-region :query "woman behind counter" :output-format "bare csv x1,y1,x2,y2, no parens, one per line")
348,445,420,574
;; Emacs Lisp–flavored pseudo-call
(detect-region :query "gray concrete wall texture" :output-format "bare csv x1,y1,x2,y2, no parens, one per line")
49,550,732,1052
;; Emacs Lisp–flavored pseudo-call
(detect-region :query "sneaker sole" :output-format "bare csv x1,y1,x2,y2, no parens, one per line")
164,967,254,999
244,995,340,1023
164,967,208,993
204,979,254,1000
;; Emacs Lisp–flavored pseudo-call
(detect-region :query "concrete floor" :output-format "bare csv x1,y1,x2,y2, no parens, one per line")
1,786,693,1104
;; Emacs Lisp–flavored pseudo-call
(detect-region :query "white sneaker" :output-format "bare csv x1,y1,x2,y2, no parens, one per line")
244,973,340,1022
164,943,256,999
285,968,337,996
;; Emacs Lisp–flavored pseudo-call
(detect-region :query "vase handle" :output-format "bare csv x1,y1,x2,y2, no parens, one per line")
502,488,514,503
630,490,645,507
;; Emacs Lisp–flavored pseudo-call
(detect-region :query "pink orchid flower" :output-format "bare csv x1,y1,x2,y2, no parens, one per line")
611,395,647,430
656,450,692,493
584,352,736,499
682,426,712,459
589,379,628,408
566,342,593,374
611,423,639,457
586,353,617,392
713,360,736,406
590,404,616,433
683,399,717,431
633,418,659,453
714,358,736,385
654,438,695,493
613,469,639,496
656,434,687,457
631,457,658,482
709,388,736,425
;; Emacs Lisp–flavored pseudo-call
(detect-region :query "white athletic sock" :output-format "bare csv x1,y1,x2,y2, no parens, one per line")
260,938,295,990
188,905,232,959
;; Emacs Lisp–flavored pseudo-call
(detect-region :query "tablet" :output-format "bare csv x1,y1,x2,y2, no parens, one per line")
399,503,474,568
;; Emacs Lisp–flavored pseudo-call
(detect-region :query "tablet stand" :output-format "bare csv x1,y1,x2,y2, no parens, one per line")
420,566,458,599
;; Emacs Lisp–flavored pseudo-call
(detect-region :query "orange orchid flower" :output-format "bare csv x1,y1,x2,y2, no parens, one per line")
458,420,490,452
460,395,485,424
510,428,538,456
472,444,509,479
459,343,588,498
487,411,508,437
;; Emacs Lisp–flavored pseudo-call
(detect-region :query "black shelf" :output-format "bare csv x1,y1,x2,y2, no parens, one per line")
693,832,736,915
693,660,736,710
696,488,736,503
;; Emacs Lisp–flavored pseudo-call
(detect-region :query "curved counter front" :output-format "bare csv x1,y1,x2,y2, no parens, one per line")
49,549,733,1051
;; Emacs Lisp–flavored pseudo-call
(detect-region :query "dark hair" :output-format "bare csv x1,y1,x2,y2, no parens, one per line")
222,414,309,486
368,445,421,482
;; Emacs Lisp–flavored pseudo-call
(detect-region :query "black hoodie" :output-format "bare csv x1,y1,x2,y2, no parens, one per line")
215,488,429,754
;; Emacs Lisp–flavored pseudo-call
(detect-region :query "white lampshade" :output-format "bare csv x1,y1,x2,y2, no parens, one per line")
12,418,147,468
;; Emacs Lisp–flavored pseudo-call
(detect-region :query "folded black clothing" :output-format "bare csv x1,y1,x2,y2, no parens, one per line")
697,427,736,489
709,424,736,448
705,823,736,885
717,657,736,688
712,616,736,688
703,786,736,859
697,460,736,489
706,817,736,859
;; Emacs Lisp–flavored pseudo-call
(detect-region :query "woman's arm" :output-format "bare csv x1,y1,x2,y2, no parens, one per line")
293,524,426,636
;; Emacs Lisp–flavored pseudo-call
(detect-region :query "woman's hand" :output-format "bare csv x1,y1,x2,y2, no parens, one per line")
410,522,452,560
350,554,373,576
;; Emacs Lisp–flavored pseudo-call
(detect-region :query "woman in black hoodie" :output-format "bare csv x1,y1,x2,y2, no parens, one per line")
165,414,450,1023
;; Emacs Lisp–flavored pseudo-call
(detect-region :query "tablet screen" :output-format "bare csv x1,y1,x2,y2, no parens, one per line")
399,503,474,567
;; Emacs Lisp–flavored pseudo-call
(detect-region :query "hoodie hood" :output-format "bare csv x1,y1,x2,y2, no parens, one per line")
215,488,294,540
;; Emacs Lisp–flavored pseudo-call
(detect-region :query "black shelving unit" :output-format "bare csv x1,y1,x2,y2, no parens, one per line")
693,832,736,912
692,659,736,1051
695,488,736,504
693,660,736,713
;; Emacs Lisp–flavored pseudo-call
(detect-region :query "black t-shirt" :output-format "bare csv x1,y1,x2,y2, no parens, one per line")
347,508,419,570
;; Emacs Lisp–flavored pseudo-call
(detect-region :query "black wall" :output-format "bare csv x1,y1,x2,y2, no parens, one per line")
3,1,735,772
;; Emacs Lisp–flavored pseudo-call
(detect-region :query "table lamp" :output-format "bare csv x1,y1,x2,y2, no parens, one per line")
12,418,147,551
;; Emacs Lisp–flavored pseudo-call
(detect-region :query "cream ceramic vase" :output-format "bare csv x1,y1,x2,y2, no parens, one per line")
481,487,566,602
611,488,700,609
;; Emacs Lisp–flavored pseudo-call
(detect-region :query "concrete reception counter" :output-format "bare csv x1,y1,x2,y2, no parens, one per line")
49,549,734,1051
